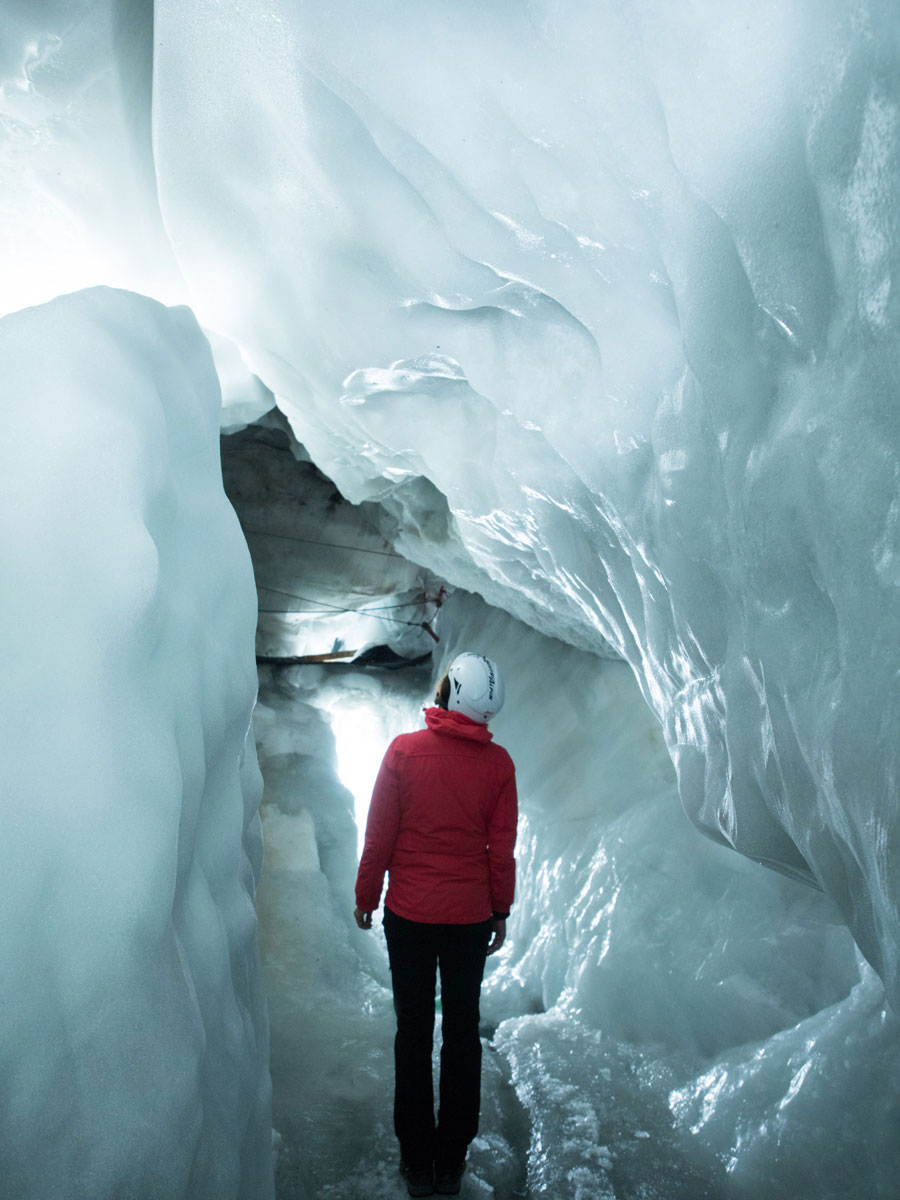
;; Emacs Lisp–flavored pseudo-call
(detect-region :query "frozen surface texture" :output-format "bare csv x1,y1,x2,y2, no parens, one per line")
7,0,900,1000
250,587,900,1199
6,2,900,1196
438,590,900,1200
150,0,900,1005
0,0,180,316
0,288,272,1200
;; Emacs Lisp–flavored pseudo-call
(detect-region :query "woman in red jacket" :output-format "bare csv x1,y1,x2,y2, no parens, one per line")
354,653,518,1198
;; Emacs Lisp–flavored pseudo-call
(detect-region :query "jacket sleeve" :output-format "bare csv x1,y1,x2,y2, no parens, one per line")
354,743,402,912
487,759,518,917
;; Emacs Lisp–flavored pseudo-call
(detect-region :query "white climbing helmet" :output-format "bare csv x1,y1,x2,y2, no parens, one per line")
446,653,505,724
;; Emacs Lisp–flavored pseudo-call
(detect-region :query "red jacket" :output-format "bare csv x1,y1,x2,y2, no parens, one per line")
355,707,517,924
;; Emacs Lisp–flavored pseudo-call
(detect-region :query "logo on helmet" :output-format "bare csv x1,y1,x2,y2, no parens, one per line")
446,653,504,724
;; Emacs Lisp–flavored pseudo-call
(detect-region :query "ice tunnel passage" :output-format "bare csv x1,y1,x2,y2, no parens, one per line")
5,0,900,1196
222,420,900,1200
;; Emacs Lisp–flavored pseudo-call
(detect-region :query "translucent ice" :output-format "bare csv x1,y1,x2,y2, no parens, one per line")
436,590,900,1199
5,2,900,1196
150,0,900,1008
0,289,272,1199
244,580,900,1198
0,1,181,316
7,4,900,998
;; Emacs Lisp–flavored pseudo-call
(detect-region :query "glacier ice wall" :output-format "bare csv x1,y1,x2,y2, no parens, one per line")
0,288,272,1200
242,576,900,1199
5,4,900,1190
150,0,900,1004
436,590,900,1200
0,0,180,315
6,0,899,996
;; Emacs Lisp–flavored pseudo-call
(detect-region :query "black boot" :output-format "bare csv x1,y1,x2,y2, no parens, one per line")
434,1160,466,1195
400,1160,435,1197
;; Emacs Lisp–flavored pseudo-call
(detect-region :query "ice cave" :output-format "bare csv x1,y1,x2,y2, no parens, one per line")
3,1,900,1197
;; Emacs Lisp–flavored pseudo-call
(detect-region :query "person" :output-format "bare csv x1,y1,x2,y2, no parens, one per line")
354,652,518,1198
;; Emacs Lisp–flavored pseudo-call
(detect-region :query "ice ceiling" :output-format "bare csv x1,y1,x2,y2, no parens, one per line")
3,1,900,1197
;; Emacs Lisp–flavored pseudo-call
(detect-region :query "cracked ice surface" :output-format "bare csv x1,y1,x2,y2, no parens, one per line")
150,0,900,1007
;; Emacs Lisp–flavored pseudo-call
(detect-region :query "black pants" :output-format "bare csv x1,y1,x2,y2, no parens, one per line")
383,907,492,1171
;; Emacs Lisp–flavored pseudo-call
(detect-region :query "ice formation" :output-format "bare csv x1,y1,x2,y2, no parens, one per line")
4,0,900,1197
148,0,900,1010
245,575,900,1199
0,289,272,1200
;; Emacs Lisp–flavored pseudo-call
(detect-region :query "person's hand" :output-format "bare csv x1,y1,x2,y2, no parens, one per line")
487,917,506,955
354,907,373,930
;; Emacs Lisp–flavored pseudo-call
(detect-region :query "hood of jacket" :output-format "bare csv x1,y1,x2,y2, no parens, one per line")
424,705,494,742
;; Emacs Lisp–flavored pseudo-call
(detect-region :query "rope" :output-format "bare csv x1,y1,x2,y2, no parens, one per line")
242,526,404,559
257,584,434,630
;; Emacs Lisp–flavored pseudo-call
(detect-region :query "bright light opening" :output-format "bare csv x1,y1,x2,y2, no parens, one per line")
328,701,392,856
319,673,427,856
